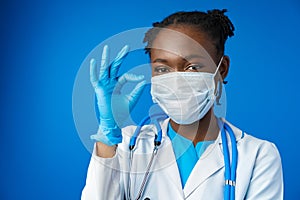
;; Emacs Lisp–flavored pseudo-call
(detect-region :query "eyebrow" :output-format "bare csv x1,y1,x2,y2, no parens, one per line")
183,54,205,61
152,58,168,63
152,54,205,64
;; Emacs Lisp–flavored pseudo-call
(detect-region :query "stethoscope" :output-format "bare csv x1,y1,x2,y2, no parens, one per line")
126,113,238,200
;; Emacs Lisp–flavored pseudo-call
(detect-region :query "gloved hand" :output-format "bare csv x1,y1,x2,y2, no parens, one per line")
89,45,146,146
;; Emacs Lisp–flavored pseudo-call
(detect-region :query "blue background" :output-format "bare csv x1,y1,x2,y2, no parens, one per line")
1,0,299,199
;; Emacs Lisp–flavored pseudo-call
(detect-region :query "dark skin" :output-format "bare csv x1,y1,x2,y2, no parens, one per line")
150,24,230,146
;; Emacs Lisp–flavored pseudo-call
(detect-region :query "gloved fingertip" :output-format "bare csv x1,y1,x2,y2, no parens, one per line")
138,74,145,79
119,45,130,56
134,74,145,81
138,80,147,89
123,45,130,52
126,73,145,81
141,79,147,85
103,45,108,51
90,58,96,65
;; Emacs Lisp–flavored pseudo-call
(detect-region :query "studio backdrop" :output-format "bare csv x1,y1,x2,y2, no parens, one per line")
0,0,299,199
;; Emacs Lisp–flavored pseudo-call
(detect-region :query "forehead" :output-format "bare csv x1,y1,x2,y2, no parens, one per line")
149,26,216,63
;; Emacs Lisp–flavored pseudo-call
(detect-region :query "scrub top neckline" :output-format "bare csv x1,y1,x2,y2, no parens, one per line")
167,122,215,159
167,122,215,187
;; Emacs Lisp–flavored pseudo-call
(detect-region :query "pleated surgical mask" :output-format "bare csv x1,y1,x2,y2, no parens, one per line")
150,57,223,124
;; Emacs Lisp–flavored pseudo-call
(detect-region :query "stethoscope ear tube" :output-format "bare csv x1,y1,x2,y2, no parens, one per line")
129,126,141,150
153,119,163,146
129,113,168,150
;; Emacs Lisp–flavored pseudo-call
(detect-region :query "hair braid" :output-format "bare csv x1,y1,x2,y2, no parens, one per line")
143,9,235,56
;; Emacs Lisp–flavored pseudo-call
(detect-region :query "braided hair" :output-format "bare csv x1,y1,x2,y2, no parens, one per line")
143,9,235,58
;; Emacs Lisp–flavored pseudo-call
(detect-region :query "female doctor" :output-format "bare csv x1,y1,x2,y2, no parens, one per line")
81,9,283,200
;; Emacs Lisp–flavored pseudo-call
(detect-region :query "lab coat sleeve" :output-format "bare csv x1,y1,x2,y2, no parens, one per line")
245,142,283,200
81,145,124,200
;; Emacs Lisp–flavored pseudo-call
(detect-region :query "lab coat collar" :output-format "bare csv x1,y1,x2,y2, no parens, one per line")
216,118,244,144
159,117,244,144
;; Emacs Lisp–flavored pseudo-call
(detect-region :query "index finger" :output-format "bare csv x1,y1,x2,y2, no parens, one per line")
110,45,129,79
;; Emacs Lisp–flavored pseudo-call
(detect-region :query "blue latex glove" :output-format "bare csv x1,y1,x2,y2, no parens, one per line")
90,45,146,146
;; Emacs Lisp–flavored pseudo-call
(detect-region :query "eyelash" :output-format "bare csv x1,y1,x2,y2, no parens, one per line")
154,66,171,73
153,64,205,74
186,64,204,71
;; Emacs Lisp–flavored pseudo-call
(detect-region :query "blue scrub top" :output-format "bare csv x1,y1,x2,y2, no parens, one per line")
167,123,214,188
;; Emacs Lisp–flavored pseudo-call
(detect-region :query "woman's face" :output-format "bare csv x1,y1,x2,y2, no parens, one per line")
150,25,228,78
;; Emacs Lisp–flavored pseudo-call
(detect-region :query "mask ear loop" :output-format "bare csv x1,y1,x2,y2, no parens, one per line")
213,56,224,77
214,56,224,105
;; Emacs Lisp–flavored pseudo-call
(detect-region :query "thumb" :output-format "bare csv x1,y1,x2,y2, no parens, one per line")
114,73,145,94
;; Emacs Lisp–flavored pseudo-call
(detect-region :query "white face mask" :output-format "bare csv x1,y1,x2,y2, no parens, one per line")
150,57,223,125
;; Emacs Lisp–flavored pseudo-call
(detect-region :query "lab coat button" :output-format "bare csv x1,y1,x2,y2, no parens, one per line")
144,198,150,200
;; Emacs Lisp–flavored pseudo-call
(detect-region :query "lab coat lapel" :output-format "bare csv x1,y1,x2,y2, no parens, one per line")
183,138,224,197
157,137,184,191
158,118,184,191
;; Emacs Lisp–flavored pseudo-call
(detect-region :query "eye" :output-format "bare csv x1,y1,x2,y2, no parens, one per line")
186,64,205,72
153,65,172,74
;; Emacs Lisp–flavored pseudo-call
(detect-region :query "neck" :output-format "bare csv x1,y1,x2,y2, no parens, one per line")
169,109,220,146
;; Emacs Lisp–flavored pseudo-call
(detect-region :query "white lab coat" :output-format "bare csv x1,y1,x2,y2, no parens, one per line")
81,119,283,200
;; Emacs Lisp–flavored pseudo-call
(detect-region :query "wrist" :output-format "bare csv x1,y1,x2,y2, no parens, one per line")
100,118,117,129
96,142,117,158
90,125,122,146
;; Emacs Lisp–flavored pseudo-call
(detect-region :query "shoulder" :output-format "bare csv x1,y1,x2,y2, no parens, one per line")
243,134,282,168
226,121,284,199
244,134,280,153
226,119,281,162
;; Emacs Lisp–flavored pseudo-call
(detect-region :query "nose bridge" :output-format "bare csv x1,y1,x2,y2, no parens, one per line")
174,67,185,72
170,57,187,72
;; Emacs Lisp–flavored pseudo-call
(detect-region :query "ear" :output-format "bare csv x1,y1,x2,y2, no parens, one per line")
219,55,230,82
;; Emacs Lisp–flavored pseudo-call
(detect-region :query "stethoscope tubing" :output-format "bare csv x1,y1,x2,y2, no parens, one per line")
222,122,238,200
129,113,167,150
